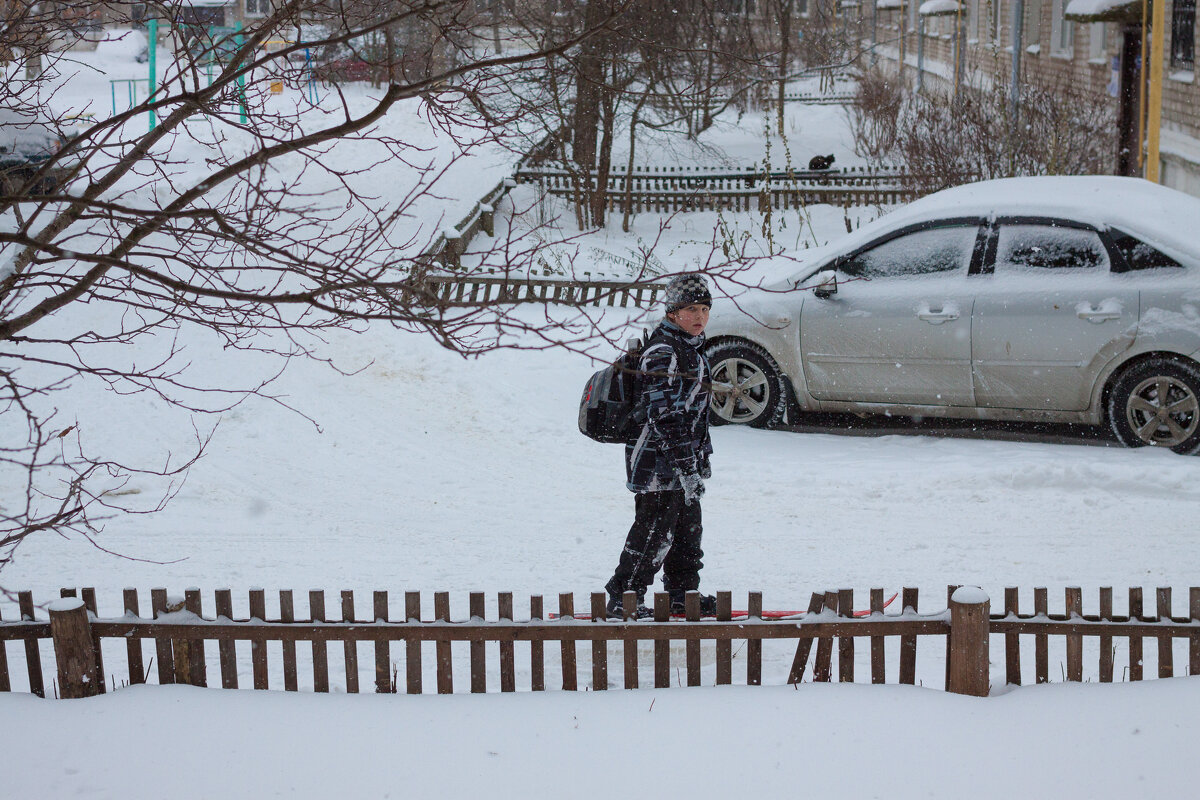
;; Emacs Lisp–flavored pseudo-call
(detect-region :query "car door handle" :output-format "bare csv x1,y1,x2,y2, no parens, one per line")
917,310,959,324
1076,310,1122,323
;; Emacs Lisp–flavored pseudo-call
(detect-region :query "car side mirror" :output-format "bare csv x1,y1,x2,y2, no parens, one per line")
812,270,838,299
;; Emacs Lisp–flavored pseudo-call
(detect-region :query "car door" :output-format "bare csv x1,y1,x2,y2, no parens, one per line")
971,219,1138,411
799,221,983,406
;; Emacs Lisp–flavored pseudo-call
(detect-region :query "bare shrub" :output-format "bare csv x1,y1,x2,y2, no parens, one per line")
845,66,903,166
850,67,1117,194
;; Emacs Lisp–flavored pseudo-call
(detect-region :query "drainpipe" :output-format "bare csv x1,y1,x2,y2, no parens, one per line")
1010,0,1025,127
1145,0,1166,181
917,16,926,91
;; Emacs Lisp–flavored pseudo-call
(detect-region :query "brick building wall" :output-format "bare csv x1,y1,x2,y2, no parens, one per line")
861,0,1200,196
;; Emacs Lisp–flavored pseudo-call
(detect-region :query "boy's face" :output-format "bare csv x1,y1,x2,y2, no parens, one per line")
667,303,711,336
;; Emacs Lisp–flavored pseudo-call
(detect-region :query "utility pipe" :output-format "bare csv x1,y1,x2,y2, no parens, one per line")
1145,0,1166,181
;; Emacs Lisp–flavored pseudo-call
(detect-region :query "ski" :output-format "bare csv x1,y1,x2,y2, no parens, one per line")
548,591,899,620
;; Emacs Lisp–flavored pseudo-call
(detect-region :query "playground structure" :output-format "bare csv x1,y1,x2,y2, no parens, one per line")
111,20,322,131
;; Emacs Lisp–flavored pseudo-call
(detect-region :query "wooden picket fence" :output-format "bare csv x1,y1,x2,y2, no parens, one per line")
420,276,664,309
514,165,918,214
3,585,1199,700
516,164,909,193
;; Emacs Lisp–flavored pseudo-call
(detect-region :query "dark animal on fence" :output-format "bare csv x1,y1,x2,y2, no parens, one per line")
808,153,836,170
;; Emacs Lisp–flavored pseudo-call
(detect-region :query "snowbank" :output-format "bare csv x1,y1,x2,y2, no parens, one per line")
5,680,1200,799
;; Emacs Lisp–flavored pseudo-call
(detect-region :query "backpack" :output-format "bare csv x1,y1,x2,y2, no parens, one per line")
578,332,648,443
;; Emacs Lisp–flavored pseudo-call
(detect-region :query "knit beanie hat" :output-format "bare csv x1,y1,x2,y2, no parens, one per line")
663,273,713,314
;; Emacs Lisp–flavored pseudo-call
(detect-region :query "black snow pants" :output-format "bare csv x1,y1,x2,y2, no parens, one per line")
605,489,703,601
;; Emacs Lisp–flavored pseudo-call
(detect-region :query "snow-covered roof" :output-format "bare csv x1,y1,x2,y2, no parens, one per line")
876,0,904,8
919,0,962,15
1063,0,1139,21
767,176,1200,286
169,0,235,7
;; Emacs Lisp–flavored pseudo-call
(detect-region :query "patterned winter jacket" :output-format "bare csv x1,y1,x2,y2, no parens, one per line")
625,320,713,493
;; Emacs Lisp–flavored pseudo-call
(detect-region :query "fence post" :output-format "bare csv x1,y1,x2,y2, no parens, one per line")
166,595,191,685
49,598,99,699
948,587,990,697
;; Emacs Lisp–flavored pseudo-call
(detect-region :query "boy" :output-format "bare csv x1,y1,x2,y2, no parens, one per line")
605,273,716,618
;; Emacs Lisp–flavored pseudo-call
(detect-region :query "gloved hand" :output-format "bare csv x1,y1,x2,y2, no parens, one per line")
680,472,705,506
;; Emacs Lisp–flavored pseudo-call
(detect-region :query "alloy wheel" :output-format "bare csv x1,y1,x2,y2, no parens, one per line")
1124,375,1200,447
710,356,771,424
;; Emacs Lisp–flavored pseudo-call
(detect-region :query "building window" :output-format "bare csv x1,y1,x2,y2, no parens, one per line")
990,0,1002,42
1024,0,1041,46
1051,0,1074,54
1172,0,1195,67
1088,21,1106,60
246,0,271,17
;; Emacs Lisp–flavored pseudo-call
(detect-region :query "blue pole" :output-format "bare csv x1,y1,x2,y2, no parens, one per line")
147,18,158,130
234,22,246,124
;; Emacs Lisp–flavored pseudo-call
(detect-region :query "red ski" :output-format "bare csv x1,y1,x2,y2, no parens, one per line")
550,592,899,620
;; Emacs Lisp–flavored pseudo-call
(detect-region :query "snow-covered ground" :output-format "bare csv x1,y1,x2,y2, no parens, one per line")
6,679,1200,799
6,38,1200,800
8,301,1199,686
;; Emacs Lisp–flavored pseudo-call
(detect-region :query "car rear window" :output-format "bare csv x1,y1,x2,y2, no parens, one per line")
1109,229,1184,272
994,225,1109,272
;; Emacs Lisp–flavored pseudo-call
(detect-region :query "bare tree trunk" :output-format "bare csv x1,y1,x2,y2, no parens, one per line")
490,0,502,53
778,0,793,135
622,89,651,233
572,0,609,206
592,78,616,228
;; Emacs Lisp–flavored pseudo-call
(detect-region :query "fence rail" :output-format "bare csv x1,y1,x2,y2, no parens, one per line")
659,89,859,112
4,585,1199,700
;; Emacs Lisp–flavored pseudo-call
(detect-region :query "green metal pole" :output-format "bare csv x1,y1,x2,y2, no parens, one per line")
147,18,158,131
234,22,247,125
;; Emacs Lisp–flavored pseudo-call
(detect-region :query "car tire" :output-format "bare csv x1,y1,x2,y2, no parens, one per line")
706,341,788,429
1107,357,1200,453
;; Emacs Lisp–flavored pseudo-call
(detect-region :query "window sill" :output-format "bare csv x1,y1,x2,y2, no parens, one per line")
1168,69,1195,84
1025,44,1042,54
1050,49,1074,60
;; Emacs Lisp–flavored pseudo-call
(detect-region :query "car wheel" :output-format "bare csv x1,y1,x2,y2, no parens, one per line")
1107,358,1200,453
706,341,787,428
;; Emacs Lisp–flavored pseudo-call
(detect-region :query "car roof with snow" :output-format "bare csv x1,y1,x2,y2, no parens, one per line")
767,176,1200,286
900,176,1200,242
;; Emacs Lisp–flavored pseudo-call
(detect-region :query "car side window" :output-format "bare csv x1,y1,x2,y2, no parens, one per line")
994,224,1110,273
839,226,978,279
1109,229,1184,272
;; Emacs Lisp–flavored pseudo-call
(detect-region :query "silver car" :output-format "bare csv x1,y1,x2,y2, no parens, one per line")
704,176,1200,452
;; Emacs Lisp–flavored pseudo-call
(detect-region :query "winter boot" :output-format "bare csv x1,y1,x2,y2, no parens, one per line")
670,592,718,617
607,593,652,620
